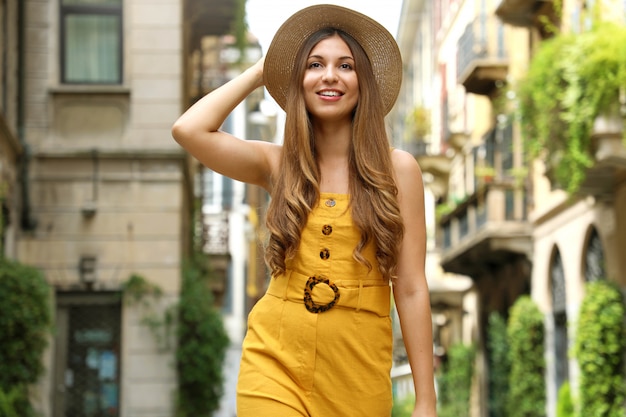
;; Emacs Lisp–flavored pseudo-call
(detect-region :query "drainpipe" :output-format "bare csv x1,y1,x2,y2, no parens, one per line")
17,0,37,231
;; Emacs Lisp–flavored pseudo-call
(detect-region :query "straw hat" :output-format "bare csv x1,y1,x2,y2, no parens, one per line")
263,4,402,115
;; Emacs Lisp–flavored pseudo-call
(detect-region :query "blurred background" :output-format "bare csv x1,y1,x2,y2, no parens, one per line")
1,0,625,417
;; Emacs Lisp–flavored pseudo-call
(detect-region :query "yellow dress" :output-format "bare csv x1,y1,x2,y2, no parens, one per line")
237,193,393,417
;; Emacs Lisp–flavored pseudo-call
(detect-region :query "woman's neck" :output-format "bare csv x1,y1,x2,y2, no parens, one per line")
313,120,352,194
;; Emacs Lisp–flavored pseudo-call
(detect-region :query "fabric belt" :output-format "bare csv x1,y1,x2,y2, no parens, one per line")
266,270,391,317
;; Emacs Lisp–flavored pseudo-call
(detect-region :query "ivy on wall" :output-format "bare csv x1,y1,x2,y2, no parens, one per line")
518,24,626,193
573,280,626,417
121,260,230,417
0,257,52,417
176,256,230,417
122,273,176,351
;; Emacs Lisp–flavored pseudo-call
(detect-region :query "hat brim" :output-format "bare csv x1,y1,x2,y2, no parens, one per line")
263,4,402,116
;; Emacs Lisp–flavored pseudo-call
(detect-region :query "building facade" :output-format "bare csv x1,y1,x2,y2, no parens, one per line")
5,0,239,416
0,0,22,259
496,0,626,414
395,0,626,416
390,0,476,404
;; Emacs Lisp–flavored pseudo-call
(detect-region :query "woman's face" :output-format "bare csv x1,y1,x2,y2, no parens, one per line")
302,34,359,122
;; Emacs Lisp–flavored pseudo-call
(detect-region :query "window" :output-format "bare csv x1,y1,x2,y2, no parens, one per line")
60,0,123,84
550,249,569,391
584,228,605,282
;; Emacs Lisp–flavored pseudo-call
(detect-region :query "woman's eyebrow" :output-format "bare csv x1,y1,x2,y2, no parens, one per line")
307,54,355,61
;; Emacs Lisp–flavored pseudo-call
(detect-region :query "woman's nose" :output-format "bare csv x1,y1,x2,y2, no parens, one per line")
322,67,338,83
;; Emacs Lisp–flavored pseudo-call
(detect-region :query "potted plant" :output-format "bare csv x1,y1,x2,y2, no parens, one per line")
518,23,626,193
406,105,432,140
475,165,496,183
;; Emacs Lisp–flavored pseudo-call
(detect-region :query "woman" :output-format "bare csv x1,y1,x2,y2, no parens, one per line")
172,5,437,417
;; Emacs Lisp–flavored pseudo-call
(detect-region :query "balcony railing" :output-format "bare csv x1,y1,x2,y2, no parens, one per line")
438,181,531,276
457,14,508,96
203,212,230,256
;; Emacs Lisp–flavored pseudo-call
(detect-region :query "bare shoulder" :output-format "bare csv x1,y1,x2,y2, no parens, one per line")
391,148,424,190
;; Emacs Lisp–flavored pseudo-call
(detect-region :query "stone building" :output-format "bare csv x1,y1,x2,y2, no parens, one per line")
0,0,22,259
390,0,476,402
496,0,626,413
394,0,626,416
6,0,240,416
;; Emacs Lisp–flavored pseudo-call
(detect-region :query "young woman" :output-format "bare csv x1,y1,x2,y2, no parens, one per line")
172,5,437,417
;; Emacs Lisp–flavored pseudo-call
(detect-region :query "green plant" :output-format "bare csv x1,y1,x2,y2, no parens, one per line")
507,296,546,417
121,273,175,351
0,257,52,417
487,312,511,417
435,201,455,220
437,343,475,417
0,386,24,417
556,381,575,417
176,255,230,417
391,394,415,417
122,273,163,302
518,24,626,193
0,184,6,255
537,0,563,37
405,105,432,140
232,0,248,61
475,165,496,179
573,280,626,417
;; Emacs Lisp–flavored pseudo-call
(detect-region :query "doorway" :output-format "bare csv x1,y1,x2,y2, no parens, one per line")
54,293,121,417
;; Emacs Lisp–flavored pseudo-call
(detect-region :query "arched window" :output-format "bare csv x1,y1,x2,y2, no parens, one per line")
550,248,569,390
584,228,605,282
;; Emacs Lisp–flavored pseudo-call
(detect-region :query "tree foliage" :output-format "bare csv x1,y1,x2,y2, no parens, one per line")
0,257,52,417
573,280,626,417
507,296,546,417
556,381,575,417
487,312,511,417
438,343,475,417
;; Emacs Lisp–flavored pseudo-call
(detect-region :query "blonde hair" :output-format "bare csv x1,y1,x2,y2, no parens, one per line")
265,28,404,280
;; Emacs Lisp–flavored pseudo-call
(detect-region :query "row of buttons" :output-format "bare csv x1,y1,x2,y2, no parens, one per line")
321,198,335,260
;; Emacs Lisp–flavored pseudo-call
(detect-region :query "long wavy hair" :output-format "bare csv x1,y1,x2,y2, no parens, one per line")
265,28,404,280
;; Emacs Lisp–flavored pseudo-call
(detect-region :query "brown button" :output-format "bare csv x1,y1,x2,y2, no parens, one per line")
322,225,333,235
320,248,330,260
325,199,336,207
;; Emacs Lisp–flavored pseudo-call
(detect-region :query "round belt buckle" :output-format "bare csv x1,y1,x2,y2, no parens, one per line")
304,275,340,313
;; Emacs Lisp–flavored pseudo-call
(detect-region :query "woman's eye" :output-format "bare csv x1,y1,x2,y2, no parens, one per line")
340,63,353,70
309,62,322,69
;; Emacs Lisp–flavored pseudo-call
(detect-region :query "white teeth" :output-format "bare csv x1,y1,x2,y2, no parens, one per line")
319,91,341,97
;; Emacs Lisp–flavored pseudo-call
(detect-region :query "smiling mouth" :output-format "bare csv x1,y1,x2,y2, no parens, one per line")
318,91,343,97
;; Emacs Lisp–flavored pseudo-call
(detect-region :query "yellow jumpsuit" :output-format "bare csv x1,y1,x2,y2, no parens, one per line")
237,193,393,416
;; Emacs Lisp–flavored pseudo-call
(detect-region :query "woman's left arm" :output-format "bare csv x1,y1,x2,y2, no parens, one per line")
391,149,438,417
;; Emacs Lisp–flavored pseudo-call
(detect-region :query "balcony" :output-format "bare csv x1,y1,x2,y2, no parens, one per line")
438,182,531,277
203,211,231,304
406,141,452,199
496,0,558,36
457,14,508,96
578,112,626,199
185,0,240,46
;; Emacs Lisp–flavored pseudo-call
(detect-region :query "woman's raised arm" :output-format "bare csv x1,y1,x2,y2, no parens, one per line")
171,58,279,191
